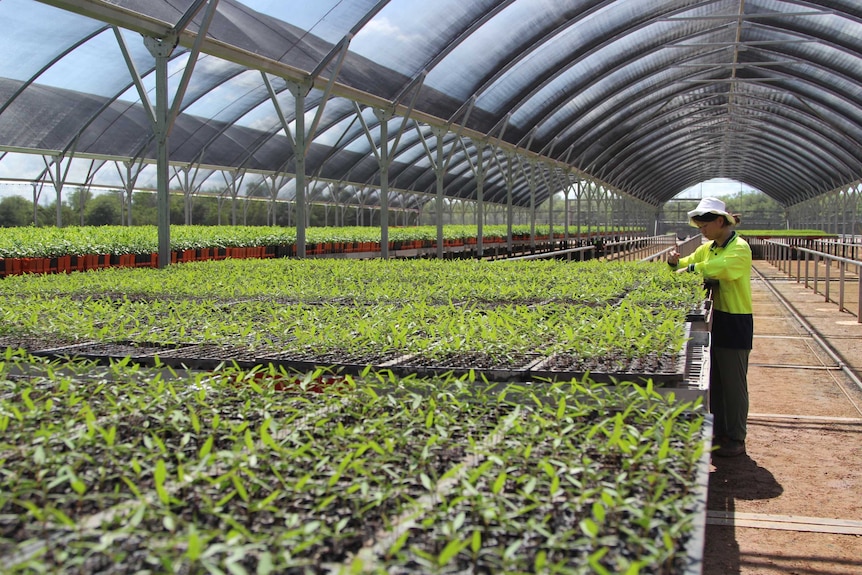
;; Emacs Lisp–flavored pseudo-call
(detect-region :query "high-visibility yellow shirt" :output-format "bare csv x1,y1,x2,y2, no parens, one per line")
672,231,753,349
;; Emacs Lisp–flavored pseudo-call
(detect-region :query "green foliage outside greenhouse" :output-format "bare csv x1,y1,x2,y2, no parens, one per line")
738,229,836,238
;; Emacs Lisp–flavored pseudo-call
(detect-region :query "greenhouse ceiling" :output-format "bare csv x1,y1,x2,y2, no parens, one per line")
1,0,861,209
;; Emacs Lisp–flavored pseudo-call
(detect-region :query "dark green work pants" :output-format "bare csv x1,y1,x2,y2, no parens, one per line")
710,346,750,442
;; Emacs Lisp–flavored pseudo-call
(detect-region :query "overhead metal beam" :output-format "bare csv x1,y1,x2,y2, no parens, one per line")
33,0,614,197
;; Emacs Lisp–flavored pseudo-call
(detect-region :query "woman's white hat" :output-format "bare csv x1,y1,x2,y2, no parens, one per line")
687,197,734,226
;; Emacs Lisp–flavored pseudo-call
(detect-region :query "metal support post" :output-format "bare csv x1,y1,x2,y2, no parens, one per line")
433,128,447,259
372,109,392,258
292,83,308,257
144,35,174,268
528,160,537,251
506,153,515,254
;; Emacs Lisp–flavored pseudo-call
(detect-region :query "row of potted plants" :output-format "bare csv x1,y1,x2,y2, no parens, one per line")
0,350,710,574
0,224,641,258
0,225,640,277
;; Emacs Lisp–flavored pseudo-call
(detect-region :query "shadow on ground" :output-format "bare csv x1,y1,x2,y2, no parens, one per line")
702,454,783,575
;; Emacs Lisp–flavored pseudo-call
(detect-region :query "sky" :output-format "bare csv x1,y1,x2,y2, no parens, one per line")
675,178,759,199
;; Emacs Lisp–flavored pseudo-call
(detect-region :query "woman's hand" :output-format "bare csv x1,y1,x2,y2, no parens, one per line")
667,250,680,266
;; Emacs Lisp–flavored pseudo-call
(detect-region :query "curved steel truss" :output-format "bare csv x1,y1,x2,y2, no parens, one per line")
1,0,861,210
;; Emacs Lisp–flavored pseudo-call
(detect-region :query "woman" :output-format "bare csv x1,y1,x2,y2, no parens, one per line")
667,197,753,457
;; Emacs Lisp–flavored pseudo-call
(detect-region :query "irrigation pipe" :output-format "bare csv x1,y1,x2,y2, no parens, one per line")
752,265,862,406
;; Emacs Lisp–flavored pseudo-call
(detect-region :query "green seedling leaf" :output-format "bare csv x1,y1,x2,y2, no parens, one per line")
587,548,611,575
335,517,350,533
217,491,237,507
128,503,146,529
256,489,281,510
121,476,142,498
471,530,482,554
8,405,22,423
185,528,202,561
316,494,337,511
199,436,214,459
295,473,312,492
21,388,35,411
438,538,468,566
492,470,507,494
148,433,167,454
534,550,547,571
579,518,599,538
503,540,522,560
244,428,255,451
609,413,624,446
452,511,466,532
226,559,250,575
100,425,116,447
70,476,86,496
47,506,76,527
189,408,201,434
592,500,606,523
420,473,433,492
663,531,674,552
154,459,169,504
231,473,249,502
440,462,463,482
658,437,670,461
256,552,274,575
387,529,411,558
550,475,560,496
33,445,46,465
260,419,278,451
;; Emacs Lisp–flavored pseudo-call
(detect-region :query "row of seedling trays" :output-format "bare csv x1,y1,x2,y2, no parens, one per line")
0,351,710,574
18,318,708,400
0,257,712,572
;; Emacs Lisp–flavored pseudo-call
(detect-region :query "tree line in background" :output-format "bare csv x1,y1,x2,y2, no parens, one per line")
0,186,786,230
657,192,786,234
0,189,372,228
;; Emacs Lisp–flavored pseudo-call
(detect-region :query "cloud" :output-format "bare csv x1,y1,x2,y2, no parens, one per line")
350,17,424,68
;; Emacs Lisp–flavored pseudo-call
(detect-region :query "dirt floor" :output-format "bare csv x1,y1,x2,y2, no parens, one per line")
701,261,862,575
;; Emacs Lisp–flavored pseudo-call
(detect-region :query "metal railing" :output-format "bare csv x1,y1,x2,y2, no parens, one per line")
503,245,595,262
640,235,702,263
603,235,675,262
764,239,861,323
811,239,862,263
503,234,701,264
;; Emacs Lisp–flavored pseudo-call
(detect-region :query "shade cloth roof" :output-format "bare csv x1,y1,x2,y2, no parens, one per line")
1,0,861,209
